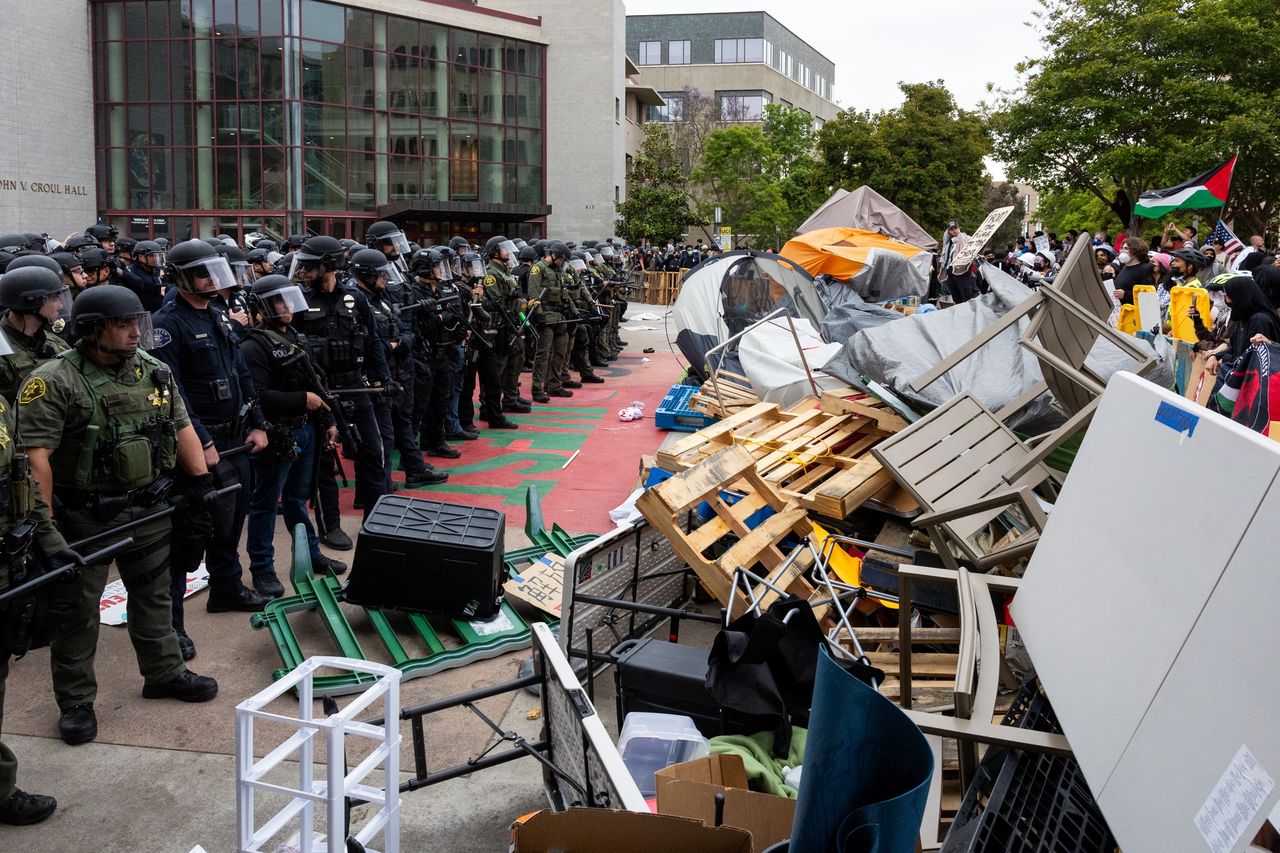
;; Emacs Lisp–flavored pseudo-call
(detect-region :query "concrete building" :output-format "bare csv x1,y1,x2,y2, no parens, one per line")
0,0,98,238
625,11,838,128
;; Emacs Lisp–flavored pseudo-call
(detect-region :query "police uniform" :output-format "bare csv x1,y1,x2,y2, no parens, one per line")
120,261,164,313
151,295,269,616
484,260,526,409
458,283,506,430
409,278,465,450
18,346,190,712
239,323,337,577
530,259,569,396
0,396,67,808
0,323,69,404
295,282,389,521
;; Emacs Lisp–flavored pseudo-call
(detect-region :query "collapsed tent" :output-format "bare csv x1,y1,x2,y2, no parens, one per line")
796,186,939,250
670,250,826,384
781,227,933,301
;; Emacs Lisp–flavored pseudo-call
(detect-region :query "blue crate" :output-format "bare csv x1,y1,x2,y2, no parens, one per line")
654,384,719,432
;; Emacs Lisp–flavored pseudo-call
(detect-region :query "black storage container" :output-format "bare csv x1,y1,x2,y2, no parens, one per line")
344,495,505,619
614,638,799,739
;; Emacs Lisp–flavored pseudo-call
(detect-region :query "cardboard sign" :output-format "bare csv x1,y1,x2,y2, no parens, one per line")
100,563,208,626
949,205,1014,270
1034,234,1052,258
504,554,564,617
656,754,798,853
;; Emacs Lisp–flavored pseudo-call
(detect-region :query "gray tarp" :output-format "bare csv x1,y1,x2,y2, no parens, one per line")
823,264,1174,431
796,186,939,250
818,287,904,339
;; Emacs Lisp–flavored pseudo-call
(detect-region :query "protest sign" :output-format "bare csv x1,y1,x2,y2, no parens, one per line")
950,205,1015,270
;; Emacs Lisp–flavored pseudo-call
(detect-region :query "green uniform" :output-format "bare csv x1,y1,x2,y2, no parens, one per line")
0,396,68,799
530,260,568,395
17,346,190,710
568,276,597,379
0,322,70,404
484,261,525,406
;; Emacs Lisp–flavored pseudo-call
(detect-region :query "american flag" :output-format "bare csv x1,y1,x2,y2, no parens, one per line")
1208,219,1244,255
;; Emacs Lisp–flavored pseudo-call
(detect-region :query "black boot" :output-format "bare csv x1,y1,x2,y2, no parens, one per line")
142,669,219,702
57,703,97,745
0,789,57,826
312,553,349,575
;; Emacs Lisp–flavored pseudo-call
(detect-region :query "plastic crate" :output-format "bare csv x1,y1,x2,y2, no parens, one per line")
941,677,1116,853
654,384,718,432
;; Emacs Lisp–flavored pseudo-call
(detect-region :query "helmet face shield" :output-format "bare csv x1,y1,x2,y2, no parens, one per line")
600,245,616,259
43,286,73,330
228,261,255,290
255,284,309,319
464,257,485,279
177,255,237,294
497,240,519,267
287,252,324,284
568,258,587,272
376,230,412,259
105,311,156,354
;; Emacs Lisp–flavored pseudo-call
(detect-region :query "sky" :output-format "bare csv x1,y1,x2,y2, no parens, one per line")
624,0,1045,115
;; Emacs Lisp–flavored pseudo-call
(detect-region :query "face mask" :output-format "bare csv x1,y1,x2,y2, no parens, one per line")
1117,252,1131,265
1211,293,1226,307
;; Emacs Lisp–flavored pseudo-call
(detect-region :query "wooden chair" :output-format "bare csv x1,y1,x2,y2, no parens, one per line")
911,238,1156,481
870,392,1055,573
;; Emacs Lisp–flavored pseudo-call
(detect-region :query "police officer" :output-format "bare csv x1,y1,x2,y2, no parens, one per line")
433,245,472,440
405,248,466,457
364,221,413,272
85,224,118,257
457,250,517,432
152,240,271,657
348,249,444,490
239,275,347,597
79,248,113,288
49,252,91,299
0,261,72,402
247,248,275,280
120,240,165,311
20,286,220,746
290,236,391,536
530,242,572,402
482,236,531,414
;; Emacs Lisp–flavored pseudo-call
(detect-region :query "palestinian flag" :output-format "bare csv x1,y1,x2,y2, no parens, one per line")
1133,155,1236,219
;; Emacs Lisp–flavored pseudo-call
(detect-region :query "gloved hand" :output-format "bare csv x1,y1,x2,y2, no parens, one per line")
52,547,86,567
380,380,403,400
183,472,217,531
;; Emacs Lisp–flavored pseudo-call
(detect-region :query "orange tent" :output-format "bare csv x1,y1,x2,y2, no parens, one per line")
781,227,931,281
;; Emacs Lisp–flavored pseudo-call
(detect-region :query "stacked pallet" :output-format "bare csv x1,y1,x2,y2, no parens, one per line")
688,369,760,417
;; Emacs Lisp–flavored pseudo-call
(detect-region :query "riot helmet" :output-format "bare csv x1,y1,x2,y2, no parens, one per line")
288,235,344,284
86,223,119,250
449,236,471,254
567,251,587,273
460,252,485,280
134,240,164,270
49,252,88,290
408,248,449,282
72,284,154,356
63,234,97,256
517,246,538,264
215,243,255,289
546,241,570,265
79,247,113,282
349,248,400,290
248,274,308,322
484,235,519,270
165,239,238,298
0,234,32,253
242,231,266,250
0,263,72,331
364,221,412,261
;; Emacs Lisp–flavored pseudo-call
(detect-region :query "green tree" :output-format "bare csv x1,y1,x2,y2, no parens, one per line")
1034,186,1124,237
989,0,1280,234
693,124,790,249
615,123,691,244
763,104,824,237
985,181,1029,250
813,82,991,237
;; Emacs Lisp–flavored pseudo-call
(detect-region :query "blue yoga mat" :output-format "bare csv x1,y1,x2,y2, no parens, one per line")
788,647,933,852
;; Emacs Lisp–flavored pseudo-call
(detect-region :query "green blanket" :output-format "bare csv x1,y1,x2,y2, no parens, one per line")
709,728,807,798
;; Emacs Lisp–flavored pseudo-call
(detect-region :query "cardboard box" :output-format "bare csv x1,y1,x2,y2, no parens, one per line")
655,754,796,852
510,808,752,853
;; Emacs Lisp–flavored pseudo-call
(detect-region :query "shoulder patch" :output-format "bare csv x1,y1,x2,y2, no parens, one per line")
484,275,495,287
530,266,540,275
19,376,46,405
151,327,172,348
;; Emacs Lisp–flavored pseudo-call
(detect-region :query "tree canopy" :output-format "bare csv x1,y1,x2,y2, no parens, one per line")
990,0,1280,234
614,123,691,245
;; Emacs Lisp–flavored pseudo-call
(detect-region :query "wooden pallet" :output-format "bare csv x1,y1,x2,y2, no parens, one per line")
636,444,831,625
689,369,760,417
656,401,896,519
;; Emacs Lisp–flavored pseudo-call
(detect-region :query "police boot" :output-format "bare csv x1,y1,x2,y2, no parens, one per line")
404,465,449,488
484,416,519,430
502,401,532,413
206,586,271,613
58,703,97,745
532,391,551,403
142,669,219,702
312,553,348,575
0,789,57,826
580,373,605,384
321,528,353,551
563,380,582,389
427,444,462,459
253,572,286,599
548,389,573,398
516,395,532,406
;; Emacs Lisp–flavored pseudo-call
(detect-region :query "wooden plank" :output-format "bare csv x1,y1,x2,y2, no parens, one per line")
645,444,760,514
855,627,961,643
812,463,895,517
820,392,910,434
656,402,779,467
867,652,960,677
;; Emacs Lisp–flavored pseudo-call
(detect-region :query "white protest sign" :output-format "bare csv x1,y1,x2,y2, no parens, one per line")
949,206,1014,270
1034,234,1052,258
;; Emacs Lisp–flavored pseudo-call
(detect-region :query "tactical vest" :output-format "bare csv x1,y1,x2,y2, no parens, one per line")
532,261,563,310
367,295,396,343
49,350,179,491
301,285,368,380
0,324,68,404
0,398,34,522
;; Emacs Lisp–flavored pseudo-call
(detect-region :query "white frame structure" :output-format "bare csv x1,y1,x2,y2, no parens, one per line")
236,656,402,853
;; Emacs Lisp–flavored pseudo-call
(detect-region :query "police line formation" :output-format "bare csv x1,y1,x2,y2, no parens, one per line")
0,223,636,825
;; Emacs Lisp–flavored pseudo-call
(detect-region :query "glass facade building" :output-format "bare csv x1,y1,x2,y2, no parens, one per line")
91,0,548,245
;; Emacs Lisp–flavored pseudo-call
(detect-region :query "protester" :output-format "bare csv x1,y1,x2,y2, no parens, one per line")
1112,237,1155,305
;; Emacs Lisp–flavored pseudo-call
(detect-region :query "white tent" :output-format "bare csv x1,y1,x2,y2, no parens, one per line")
797,186,939,250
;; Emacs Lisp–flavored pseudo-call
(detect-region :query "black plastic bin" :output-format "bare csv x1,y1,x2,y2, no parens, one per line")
344,495,505,619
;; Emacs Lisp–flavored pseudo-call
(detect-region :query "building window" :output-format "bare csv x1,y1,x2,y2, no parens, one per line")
649,92,685,122
719,93,769,122
637,40,661,65
713,38,764,64
615,97,621,123
668,40,690,64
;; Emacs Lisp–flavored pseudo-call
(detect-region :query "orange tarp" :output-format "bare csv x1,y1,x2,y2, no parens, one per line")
781,227,929,280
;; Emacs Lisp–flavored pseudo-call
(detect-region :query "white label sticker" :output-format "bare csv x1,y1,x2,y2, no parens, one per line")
1194,744,1275,853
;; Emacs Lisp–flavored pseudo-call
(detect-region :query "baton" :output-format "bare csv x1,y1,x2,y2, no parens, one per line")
66,483,241,552
0,537,135,605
